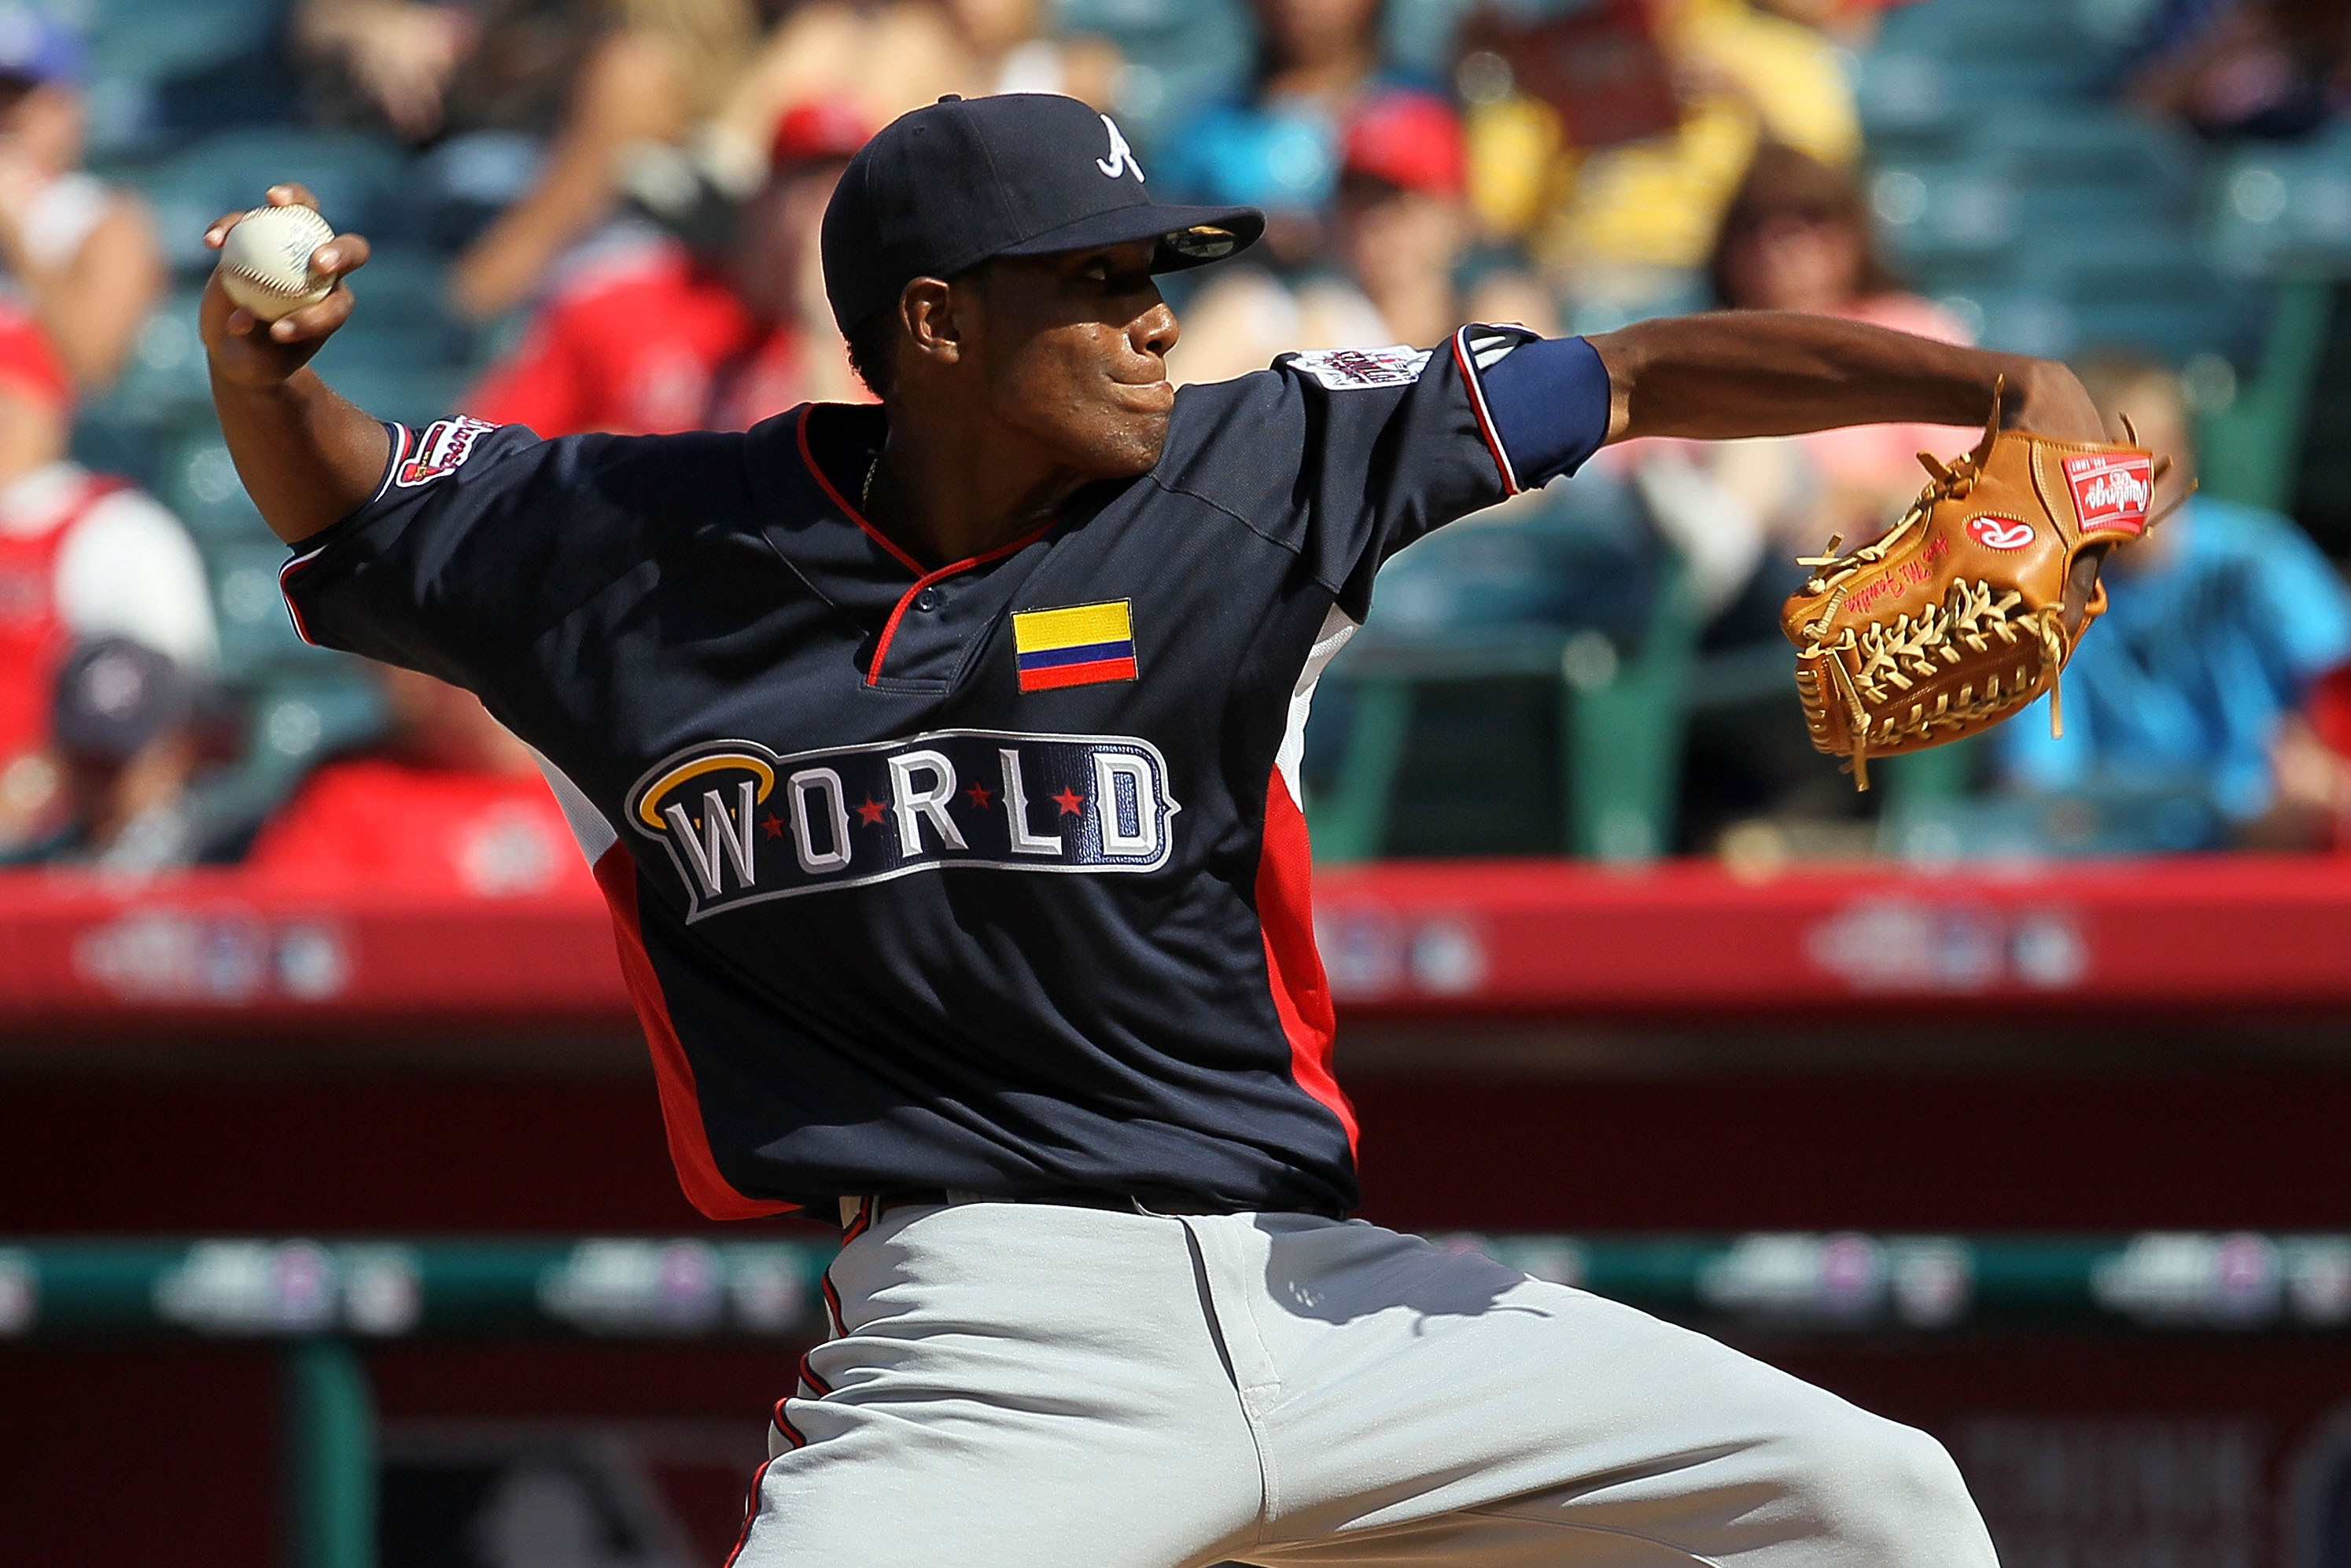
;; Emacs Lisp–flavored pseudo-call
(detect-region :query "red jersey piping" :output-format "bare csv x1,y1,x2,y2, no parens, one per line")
864,522,1056,685
793,404,1060,686
593,847,793,1220
796,404,922,572
1255,764,1359,1158
1451,327,1522,497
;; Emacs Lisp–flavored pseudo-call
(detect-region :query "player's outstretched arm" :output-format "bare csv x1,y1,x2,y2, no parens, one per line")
201,185,393,547
1587,311,2106,447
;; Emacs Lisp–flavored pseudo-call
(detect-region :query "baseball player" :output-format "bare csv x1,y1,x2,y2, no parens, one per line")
205,94,2106,1568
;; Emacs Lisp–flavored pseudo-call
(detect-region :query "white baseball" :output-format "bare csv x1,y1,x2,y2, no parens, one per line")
216,204,338,321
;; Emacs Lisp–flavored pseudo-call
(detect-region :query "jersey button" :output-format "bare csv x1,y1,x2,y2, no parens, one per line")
915,588,941,613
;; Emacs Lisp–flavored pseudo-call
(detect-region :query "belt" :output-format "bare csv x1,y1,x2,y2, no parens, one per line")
835,1190,1330,1231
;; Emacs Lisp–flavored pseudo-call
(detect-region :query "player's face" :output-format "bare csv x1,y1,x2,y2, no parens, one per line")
968,241,1181,480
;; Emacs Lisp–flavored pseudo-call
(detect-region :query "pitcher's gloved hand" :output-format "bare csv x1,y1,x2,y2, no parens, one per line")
1782,385,2176,790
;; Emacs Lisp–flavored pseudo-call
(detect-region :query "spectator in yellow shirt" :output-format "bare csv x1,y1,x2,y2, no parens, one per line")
1467,0,1859,314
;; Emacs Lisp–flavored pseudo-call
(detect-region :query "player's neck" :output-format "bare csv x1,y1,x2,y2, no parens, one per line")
863,412,1088,569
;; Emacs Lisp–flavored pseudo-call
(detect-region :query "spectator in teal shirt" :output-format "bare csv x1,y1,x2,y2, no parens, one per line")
1998,355,2351,848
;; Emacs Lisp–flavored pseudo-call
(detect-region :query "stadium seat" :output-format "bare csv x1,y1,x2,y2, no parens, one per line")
2198,278,2337,517
78,0,289,154
1872,164,2022,264
157,425,267,543
2208,128,2351,277
1951,289,2080,359
2070,0,2170,53
236,669,392,801
1859,54,2098,143
84,0,283,84
1306,480,1699,863
1051,0,1251,147
1873,0,2099,68
125,127,414,274
319,364,473,428
90,289,212,429
2014,224,2247,358
207,540,316,683
306,248,475,372
1961,104,2197,197
1380,0,1476,84
1874,147,2187,278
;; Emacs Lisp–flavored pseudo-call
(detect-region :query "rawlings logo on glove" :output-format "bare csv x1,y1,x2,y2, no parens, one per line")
1781,386,2176,790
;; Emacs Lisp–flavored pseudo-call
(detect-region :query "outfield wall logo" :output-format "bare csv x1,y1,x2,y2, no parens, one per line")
627,729,1180,920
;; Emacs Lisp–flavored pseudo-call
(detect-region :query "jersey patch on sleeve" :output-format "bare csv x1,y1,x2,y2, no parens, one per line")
394,416,499,488
1285,345,1433,390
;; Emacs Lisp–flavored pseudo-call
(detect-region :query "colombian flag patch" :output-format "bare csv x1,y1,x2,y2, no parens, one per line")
1012,600,1137,693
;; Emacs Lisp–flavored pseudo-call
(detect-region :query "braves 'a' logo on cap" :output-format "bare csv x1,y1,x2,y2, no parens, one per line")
1095,115,1144,182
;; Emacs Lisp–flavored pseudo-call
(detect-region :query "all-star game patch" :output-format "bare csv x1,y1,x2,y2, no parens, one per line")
1285,346,1432,391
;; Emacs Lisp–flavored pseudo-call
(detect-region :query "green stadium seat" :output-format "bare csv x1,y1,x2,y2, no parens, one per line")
124,127,413,274
319,364,474,428
296,249,477,376
78,0,289,154
1874,0,2098,66
1954,289,2080,359
2198,278,2337,517
1873,164,2021,263
1304,481,1701,864
207,539,319,683
84,0,282,83
157,425,266,543
2207,129,2351,277
93,288,212,428
1962,104,2197,196
225,668,393,814
1050,0,1250,146
1859,54,2097,142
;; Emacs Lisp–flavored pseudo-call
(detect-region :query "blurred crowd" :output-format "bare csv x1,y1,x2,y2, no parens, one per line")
1,0,2349,889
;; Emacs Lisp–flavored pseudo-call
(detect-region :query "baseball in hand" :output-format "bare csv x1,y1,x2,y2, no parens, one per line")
215,204,338,321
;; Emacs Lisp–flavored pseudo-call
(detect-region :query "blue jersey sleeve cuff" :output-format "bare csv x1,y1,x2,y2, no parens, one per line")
1472,333,1612,491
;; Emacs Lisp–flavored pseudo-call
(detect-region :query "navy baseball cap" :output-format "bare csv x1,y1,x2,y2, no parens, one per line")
51,638,190,762
820,93,1264,334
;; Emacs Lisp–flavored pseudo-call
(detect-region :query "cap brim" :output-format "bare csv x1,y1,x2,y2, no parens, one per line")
997,202,1265,274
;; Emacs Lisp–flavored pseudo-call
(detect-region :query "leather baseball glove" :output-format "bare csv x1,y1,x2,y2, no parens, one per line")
1781,389,2170,789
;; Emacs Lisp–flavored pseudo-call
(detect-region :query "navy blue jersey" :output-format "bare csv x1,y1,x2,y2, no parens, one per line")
280,329,1611,1218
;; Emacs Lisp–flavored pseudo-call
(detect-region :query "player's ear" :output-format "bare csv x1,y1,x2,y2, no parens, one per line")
900,278,965,370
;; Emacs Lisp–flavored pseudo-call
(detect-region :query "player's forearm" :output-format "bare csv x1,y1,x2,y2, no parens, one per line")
210,365,390,546
1587,312,2103,446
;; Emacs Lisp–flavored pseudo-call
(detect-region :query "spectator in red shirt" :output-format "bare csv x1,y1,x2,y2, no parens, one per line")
464,96,870,436
0,301,217,851
246,664,595,899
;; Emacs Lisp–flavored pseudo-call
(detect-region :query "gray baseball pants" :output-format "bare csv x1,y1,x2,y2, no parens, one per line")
733,1201,1998,1568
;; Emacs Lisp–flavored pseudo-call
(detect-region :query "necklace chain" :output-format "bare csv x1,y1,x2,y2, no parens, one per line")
860,449,880,515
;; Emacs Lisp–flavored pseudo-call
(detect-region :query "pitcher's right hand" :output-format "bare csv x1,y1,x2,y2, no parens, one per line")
201,184,371,390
